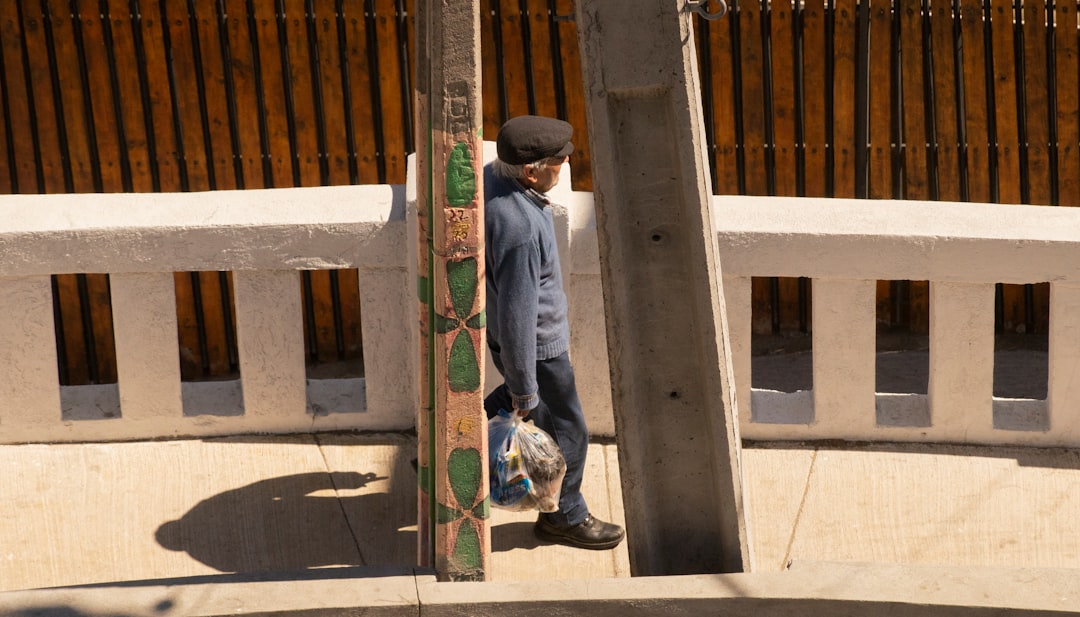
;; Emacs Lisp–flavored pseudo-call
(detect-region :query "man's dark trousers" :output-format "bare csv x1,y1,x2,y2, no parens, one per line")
484,349,589,528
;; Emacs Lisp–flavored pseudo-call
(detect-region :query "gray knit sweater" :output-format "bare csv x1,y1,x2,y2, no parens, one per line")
484,163,571,411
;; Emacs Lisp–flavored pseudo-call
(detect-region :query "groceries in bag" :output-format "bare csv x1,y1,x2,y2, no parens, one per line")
488,409,567,512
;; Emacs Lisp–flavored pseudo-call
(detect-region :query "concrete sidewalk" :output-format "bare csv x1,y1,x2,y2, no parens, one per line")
5,432,1080,594
0,433,628,592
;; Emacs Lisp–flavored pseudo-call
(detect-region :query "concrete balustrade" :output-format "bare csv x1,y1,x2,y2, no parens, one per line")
0,185,416,443
3,157,1079,448
715,196,1080,447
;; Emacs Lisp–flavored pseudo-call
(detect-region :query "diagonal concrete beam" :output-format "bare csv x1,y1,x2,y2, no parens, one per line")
574,1,751,575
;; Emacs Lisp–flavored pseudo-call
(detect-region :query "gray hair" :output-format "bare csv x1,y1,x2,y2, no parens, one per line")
492,158,548,180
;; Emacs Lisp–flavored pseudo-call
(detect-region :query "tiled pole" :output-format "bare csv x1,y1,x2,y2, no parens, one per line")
414,0,490,581
575,1,752,575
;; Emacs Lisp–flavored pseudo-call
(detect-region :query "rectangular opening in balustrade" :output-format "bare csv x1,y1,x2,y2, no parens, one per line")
875,280,930,428
303,269,365,416
750,276,812,394
55,274,121,422
751,333,812,395
176,272,242,417
748,277,812,424
992,282,1048,432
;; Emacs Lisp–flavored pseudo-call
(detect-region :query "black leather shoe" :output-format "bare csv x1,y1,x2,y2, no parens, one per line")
534,514,625,550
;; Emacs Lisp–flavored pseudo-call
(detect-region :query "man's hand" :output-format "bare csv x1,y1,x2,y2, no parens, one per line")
510,391,538,418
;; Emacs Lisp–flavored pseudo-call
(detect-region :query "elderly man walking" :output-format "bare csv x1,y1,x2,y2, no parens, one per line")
483,115,625,550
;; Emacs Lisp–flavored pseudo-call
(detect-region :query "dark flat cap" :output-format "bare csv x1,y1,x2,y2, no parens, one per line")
496,115,574,165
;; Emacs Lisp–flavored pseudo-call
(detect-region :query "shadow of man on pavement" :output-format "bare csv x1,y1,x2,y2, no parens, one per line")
156,471,415,573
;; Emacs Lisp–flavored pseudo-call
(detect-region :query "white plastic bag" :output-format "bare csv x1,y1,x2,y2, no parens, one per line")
488,409,567,512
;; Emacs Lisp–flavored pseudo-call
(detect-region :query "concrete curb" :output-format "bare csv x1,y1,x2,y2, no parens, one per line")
4,562,1080,616
0,566,424,617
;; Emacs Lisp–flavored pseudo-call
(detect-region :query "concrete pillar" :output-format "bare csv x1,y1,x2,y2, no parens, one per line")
928,281,995,440
233,270,306,419
1049,283,1080,442
111,272,184,420
414,0,490,582
0,276,61,429
575,1,751,575
812,278,877,436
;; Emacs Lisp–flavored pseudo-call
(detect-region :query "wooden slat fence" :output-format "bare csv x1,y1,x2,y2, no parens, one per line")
0,0,1069,385
698,0,1071,341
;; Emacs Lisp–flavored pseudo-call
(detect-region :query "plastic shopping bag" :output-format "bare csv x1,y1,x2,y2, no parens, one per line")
488,409,567,512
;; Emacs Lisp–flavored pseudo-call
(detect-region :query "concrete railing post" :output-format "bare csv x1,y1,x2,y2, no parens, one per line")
1049,283,1080,442
0,276,61,431
233,270,307,421
575,1,752,575
111,272,184,421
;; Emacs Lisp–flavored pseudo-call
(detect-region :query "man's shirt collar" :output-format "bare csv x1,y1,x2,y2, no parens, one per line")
516,180,551,208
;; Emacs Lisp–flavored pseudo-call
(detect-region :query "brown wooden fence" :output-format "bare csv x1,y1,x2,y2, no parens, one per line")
698,0,1067,341
0,0,1067,385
